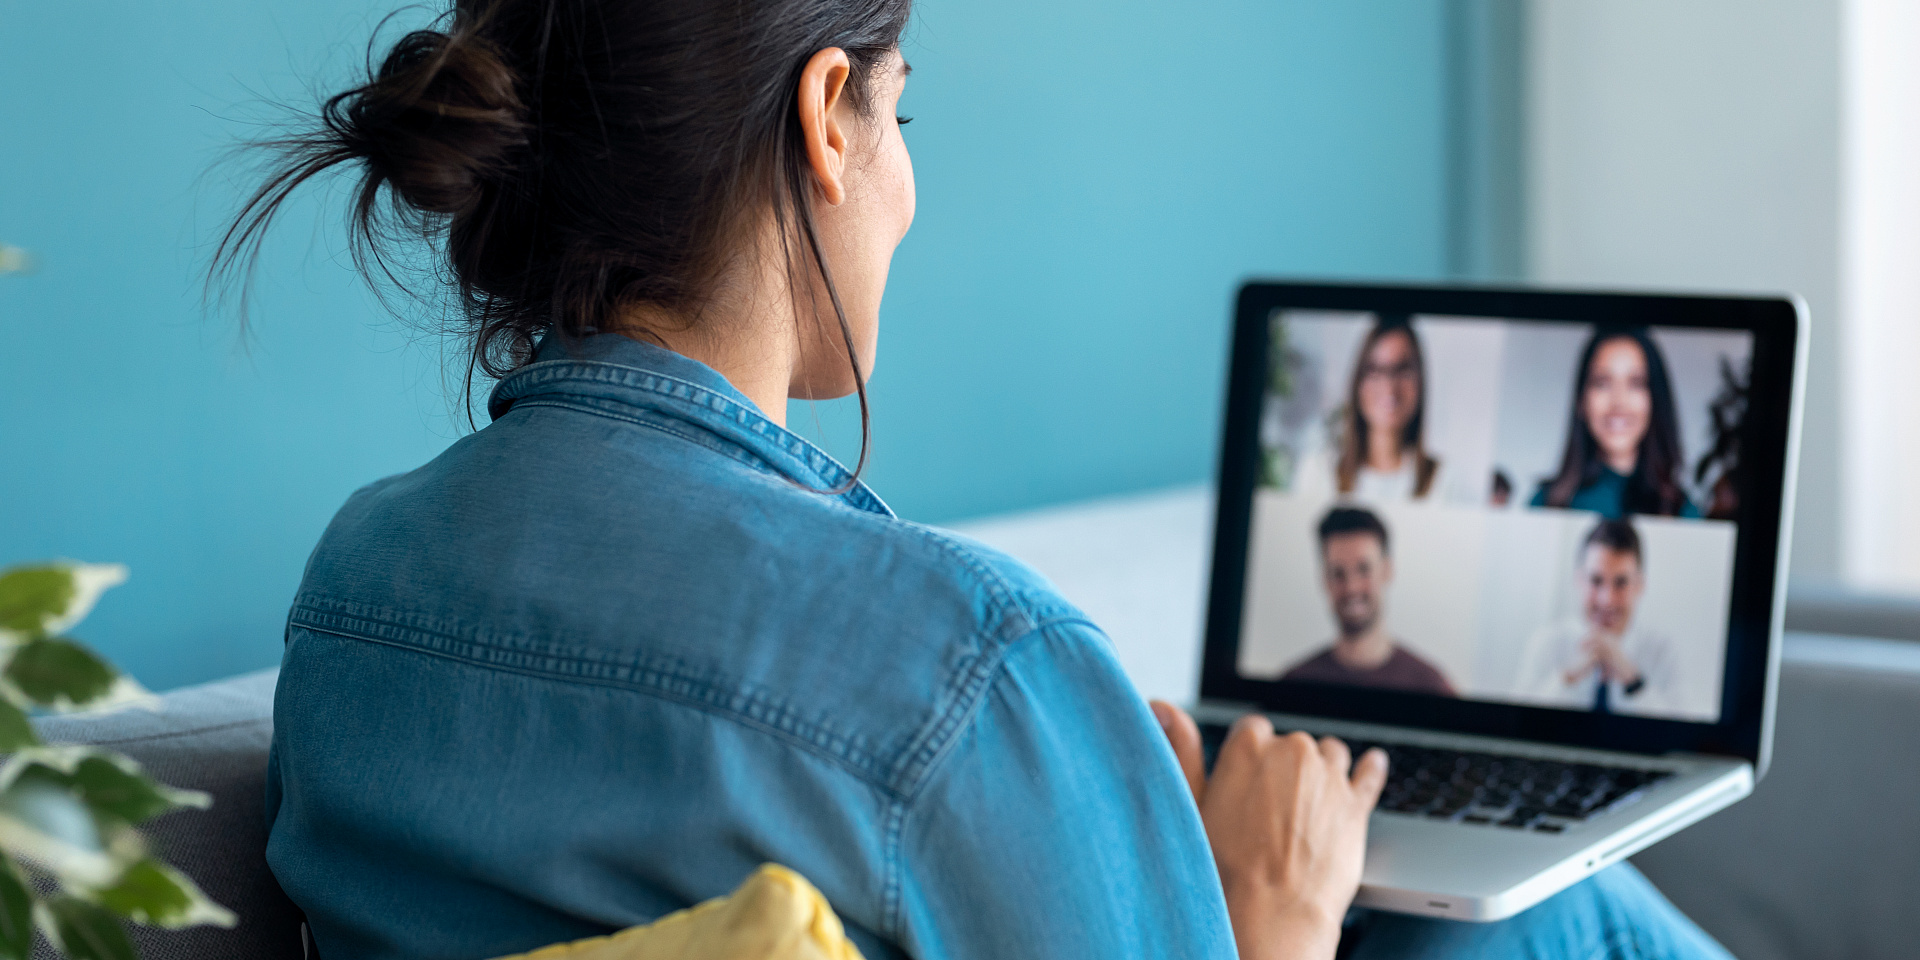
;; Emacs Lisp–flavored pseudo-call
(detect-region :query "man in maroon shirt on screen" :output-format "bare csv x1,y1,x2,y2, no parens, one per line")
1280,506,1458,696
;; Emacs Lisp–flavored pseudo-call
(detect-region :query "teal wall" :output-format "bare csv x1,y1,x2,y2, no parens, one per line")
1,0,1456,691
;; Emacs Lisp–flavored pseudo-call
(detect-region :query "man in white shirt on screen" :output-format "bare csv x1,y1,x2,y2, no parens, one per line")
1518,518,1687,718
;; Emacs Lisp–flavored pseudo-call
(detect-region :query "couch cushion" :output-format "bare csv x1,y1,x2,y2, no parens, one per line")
30,668,301,960
1633,636,1920,960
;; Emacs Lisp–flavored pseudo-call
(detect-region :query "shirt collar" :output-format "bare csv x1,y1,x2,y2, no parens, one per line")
487,333,891,517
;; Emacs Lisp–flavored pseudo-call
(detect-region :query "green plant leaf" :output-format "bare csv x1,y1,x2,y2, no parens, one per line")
91,860,184,927
63,757,183,827
0,566,125,646
0,750,208,888
0,702,36,754
5,640,115,711
0,749,206,813
0,749,207,836
92,858,235,930
0,770,118,887
34,897,135,960
0,769,103,854
0,568,73,638
0,859,31,960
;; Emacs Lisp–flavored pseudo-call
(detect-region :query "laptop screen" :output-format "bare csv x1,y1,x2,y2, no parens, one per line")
1234,309,1755,725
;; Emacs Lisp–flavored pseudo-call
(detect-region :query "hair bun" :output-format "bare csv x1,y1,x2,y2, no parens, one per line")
336,28,527,214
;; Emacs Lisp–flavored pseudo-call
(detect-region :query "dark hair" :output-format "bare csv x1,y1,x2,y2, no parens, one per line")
1580,518,1643,568
1541,327,1687,515
1336,314,1438,497
1317,506,1390,556
211,0,913,482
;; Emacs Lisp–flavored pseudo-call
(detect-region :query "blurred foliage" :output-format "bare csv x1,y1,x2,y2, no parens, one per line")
1262,314,1300,490
0,564,234,960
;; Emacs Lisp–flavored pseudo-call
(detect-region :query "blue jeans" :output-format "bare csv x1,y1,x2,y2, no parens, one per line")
1344,865,1734,960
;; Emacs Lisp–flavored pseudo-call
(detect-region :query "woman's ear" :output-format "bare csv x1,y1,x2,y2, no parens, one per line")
797,47,853,206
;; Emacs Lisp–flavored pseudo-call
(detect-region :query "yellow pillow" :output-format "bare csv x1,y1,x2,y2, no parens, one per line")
493,864,865,960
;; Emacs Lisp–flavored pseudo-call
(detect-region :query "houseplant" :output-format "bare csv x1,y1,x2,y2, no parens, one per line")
0,562,233,960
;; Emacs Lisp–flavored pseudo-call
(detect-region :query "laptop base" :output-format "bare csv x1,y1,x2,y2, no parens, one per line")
1194,701,1753,921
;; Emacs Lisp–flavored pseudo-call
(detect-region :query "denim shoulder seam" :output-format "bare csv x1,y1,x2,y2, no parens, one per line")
876,526,1093,793
889,616,1102,801
881,795,908,943
288,600,901,792
887,524,1042,639
884,619,1105,948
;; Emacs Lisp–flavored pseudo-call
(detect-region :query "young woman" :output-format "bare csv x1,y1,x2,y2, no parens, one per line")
221,2,1731,958
1334,315,1441,501
1532,329,1700,519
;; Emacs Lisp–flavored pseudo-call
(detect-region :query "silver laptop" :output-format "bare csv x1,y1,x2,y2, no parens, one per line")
1194,282,1804,920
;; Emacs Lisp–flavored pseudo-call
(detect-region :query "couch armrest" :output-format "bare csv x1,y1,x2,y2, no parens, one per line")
1632,636,1920,960
30,668,302,960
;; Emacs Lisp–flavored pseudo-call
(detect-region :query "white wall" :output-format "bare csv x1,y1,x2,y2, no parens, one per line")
1525,0,1844,582
1839,0,1920,589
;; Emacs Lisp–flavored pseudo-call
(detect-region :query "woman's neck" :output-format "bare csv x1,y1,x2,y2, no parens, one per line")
1603,451,1638,475
1366,432,1404,473
616,265,801,427
654,329,795,426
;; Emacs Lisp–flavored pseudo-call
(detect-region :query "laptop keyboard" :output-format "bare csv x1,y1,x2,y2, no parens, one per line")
1197,723,1673,834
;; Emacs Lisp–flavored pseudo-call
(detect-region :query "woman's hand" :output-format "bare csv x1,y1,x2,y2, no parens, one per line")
1150,701,1388,960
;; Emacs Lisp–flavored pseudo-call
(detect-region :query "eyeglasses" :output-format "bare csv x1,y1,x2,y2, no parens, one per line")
1360,361,1419,383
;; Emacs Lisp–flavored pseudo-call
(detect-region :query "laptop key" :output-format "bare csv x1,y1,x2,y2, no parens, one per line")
1196,723,1673,826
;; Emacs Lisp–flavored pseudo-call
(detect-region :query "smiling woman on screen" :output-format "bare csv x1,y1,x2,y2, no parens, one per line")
211,2,1735,959
1533,328,1700,519
1334,315,1442,501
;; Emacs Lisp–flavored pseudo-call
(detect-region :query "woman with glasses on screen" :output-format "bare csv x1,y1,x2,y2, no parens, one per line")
1335,315,1443,501
1532,328,1700,519
217,2,1731,958
1299,315,1447,503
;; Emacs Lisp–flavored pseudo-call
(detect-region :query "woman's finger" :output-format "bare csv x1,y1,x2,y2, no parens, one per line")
1149,700,1207,802
1229,711,1277,749
1350,748,1390,808
1318,735,1353,776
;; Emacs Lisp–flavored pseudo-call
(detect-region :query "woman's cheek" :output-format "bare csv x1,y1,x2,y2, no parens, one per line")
1361,383,1391,422
896,143,916,238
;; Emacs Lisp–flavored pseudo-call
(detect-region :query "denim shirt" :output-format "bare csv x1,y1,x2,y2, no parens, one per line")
265,334,1235,960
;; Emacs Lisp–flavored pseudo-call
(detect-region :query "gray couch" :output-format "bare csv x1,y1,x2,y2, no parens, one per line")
32,669,299,960
1631,635,1920,960
28,634,1920,960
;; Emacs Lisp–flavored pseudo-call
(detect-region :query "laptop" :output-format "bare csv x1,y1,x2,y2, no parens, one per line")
1193,282,1805,921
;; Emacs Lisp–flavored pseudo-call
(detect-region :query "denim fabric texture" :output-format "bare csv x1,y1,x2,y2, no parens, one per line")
266,333,1735,960
264,334,1235,960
